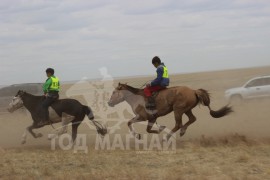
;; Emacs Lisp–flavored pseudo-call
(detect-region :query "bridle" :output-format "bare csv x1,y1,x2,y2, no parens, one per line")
114,86,138,101
10,96,24,110
111,89,126,104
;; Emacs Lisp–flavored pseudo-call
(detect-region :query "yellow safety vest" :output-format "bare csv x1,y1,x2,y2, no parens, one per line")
49,76,60,92
162,66,169,78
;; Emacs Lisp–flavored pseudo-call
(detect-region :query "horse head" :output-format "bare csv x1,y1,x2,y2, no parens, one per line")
107,83,129,107
7,90,25,113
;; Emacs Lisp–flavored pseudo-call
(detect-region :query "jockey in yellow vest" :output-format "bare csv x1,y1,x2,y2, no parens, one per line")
38,68,60,126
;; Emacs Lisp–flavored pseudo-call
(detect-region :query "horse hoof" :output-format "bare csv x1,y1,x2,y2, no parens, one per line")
48,134,55,140
136,134,142,140
36,133,43,138
159,126,166,133
162,136,168,142
21,140,26,145
180,129,186,137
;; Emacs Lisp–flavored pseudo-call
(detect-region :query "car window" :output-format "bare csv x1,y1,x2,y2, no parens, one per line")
263,77,270,86
246,79,265,87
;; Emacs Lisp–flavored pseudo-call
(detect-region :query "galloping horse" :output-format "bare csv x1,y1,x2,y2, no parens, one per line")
108,83,233,140
8,90,107,144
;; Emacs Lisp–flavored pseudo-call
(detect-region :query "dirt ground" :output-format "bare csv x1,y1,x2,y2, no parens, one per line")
1,66,270,179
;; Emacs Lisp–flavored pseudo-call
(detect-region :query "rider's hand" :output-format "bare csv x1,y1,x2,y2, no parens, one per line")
146,83,151,87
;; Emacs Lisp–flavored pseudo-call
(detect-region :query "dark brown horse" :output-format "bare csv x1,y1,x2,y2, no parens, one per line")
7,90,107,144
108,83,232,141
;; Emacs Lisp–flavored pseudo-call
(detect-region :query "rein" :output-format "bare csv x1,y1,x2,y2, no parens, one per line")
50,121,56,129
139,81,149,89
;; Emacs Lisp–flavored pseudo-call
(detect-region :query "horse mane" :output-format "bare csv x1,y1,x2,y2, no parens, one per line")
22,91,44,100
123,84,143,94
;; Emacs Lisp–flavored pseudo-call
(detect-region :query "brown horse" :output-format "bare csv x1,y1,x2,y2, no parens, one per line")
108,83,232,141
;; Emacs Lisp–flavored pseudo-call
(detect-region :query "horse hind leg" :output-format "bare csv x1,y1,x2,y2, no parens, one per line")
72,120,82,142
180,110,197,137
48,117,71,140
165,111,183,141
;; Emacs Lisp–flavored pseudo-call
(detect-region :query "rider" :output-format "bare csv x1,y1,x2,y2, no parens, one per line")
38,68,60,126
144,56,170,110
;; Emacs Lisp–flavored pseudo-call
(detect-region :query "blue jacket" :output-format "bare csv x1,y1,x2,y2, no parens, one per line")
151,63,170,87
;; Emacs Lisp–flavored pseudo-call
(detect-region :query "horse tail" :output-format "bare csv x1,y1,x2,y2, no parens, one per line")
195,89,233,118
83,105,107,136
83,105,94,120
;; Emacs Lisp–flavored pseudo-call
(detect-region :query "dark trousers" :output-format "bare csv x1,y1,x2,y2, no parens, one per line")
40,93,59,121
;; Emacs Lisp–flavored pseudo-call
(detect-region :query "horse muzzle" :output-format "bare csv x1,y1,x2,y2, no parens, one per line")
7,103,23,113
108,101,115,107
7,106,15,113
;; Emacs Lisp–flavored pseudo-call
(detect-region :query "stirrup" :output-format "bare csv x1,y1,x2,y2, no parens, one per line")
146,103,156,110
37,121,48,127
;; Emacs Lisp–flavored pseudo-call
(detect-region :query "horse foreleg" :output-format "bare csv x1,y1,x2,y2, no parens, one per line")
180,110,197,137
128,116,145,140
146,119,166,134
21,130,28,144
27,125,43,139
22,123,44,144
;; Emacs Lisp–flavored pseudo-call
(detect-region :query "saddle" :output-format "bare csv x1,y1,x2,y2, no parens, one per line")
152,87,167,98
146,88,167,110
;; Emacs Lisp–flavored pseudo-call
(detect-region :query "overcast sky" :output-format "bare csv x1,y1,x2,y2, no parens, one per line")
0,0,270,85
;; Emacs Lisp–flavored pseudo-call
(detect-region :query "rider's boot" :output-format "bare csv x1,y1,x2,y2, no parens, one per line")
37,108,50,127
146,96,156,110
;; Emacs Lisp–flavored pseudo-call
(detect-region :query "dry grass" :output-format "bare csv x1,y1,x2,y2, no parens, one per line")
1,66,270,179
0,137,270,180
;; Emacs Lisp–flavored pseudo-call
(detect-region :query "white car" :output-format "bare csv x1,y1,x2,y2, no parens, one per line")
225,76,270,102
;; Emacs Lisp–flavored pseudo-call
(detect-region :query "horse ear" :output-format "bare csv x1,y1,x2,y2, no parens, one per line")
117,83,122,90
18,90,25,96
16,90,21,97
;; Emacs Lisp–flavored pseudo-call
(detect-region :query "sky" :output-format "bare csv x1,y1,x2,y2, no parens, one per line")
0,0,270,85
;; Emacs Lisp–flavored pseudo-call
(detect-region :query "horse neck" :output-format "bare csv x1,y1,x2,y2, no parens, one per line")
124,85,144,96
124,90,144,108
22,93,43,112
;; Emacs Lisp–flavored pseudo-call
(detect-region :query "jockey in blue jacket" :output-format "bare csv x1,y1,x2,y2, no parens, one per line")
144,56,170,110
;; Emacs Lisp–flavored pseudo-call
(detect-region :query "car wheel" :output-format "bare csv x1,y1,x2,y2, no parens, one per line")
230,95,243,105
